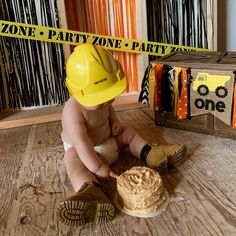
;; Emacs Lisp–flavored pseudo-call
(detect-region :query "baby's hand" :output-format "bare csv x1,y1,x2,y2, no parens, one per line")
112,121,123,137
95,163,118,180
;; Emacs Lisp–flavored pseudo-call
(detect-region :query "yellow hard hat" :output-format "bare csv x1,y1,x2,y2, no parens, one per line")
65,43,126,106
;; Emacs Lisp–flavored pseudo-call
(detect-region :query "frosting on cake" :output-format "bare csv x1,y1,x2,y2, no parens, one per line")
117,166,166,214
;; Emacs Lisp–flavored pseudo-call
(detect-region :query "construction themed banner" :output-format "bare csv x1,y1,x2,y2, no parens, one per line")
190,69,235,125
0,20,211,57
139,64,236,128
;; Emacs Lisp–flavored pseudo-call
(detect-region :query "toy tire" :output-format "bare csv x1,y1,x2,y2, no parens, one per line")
197,85,209,96
215,86,228,98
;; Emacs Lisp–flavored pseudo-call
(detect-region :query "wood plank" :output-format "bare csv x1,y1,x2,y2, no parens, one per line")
155,51,236,70
0,106,63,129
0,126,32,235
0,94,144,129
154,111,216,136
0,108,235,235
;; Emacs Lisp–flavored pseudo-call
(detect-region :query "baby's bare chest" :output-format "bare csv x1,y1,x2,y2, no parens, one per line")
84,108,110,131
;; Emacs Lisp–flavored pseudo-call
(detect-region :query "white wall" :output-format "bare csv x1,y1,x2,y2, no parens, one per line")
136,0,148,90
217,0,236,51
226,0,236,50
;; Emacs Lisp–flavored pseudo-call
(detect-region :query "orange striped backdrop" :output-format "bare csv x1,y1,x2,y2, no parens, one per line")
65,0,139,93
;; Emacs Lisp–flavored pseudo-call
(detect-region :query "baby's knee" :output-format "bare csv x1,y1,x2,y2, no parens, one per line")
124,126,137,136
64,147,79,164
119,126,138,145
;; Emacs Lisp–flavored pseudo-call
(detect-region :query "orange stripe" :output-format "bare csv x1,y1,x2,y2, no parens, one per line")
65,1,76,30
83,0,89,32
94,0,100,33
107,0,112,35
112,0,128,91
130,0,138,91
154,64,164,110
72,0,79,30
124,0,138,91
130,0,136,39
118,0,128,91
79,0,84,30
177,68,188,120
65,1,77,51
89,0,95,33
101,0,108,35
112,1,118,35
125,0,131,91
69,0,138,93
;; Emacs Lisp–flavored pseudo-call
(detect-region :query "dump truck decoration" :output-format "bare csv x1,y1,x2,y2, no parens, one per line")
192,72,231,98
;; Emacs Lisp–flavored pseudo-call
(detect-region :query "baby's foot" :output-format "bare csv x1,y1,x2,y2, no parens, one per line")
146,144,186,172
56,182,115,227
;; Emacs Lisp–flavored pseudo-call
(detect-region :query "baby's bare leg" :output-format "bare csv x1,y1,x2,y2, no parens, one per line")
115,126,148,158
58,148,115,227
64,147,98,192
116,126,186,171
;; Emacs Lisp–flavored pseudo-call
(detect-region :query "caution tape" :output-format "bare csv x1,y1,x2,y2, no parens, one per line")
0,20,212,56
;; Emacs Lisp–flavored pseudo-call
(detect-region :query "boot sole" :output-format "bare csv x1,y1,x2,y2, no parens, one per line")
167,145,187,169
155,158,168,173
57,200,115,227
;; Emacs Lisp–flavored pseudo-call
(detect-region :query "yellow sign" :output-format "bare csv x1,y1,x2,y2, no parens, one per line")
0,20,211,56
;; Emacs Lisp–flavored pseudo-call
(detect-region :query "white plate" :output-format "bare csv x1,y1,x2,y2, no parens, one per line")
113,188,169,218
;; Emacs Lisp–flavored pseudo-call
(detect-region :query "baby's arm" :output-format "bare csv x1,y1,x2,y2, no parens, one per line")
109,105,123,137
63,106,117,179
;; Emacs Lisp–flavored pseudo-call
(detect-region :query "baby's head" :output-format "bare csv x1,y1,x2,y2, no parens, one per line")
65,43,126,107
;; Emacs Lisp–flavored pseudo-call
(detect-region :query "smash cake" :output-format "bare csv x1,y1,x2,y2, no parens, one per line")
115,166,169,217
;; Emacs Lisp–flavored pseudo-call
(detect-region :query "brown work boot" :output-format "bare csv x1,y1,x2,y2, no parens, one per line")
146,145,168,172
146,144,186,171
56,182,115,227
158,144,186,168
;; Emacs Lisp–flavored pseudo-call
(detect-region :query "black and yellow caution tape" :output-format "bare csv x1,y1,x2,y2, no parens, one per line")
0,20,212,57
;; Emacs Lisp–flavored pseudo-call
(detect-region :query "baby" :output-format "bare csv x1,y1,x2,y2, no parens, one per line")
56,43,186,227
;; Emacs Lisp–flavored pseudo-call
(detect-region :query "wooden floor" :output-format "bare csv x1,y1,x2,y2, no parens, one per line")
0,107,236,236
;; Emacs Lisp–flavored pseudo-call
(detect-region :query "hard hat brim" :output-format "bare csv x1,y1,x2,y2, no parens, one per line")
72,77,127,106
